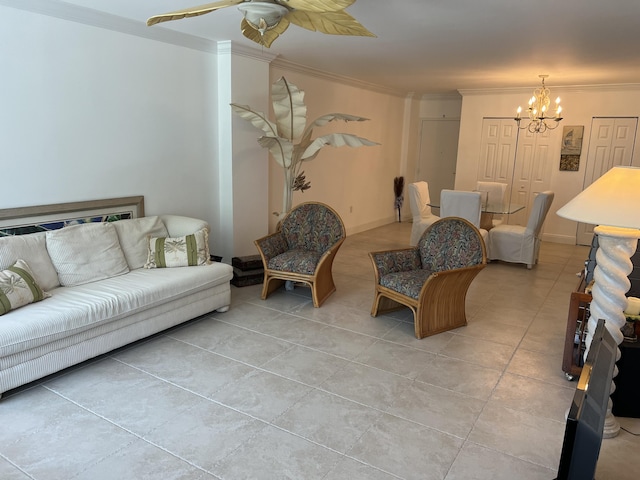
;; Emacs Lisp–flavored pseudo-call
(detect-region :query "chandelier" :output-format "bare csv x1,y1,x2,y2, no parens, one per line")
515,75,563,133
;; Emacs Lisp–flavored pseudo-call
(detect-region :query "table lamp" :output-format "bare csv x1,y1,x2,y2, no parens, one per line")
556,165,640,437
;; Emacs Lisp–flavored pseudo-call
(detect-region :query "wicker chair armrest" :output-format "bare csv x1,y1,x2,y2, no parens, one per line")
369,247,422,279
255,232,288,263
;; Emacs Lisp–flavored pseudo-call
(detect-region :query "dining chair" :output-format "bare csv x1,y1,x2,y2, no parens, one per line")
488,191,554,269
476,181,508,228
440,189,489,246
408,181,440,246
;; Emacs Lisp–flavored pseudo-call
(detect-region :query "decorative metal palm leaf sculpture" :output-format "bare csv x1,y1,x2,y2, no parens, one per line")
230,76,379,217
147,0,375,48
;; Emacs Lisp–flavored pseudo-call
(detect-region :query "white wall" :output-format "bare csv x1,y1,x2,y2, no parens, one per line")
0,7,216,219
0,6,276,261
456,85,640,244
267,66,412,235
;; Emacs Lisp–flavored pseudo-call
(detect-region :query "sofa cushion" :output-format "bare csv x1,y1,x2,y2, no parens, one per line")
0,259,48,315
0,232,60,291
145,229,210,268
46,223,130,286
112,216,169,270
0,263,232,357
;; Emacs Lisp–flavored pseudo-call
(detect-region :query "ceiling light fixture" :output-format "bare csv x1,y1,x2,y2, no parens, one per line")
147,0,375,49
237,2,288,35
515,75,563,133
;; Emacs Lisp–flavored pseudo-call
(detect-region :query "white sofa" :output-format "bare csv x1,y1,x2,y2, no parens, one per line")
0,214,233,397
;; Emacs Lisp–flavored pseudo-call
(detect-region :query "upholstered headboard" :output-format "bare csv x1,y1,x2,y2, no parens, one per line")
0,196,145,237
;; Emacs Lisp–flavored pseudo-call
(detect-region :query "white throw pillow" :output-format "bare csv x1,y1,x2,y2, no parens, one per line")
0,259,50,315
145,228,211,268
0,232,60,291
46,223,129,286
112,216,169,270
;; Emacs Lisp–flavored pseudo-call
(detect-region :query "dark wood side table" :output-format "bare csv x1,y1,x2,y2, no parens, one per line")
562,274,591,380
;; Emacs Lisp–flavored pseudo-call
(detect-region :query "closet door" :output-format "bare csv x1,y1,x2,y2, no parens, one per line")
477,118,517,185
509,128,553,226
477,118,553,226
576,117,638,245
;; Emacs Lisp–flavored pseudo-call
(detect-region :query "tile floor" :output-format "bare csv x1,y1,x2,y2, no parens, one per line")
1,222,639,479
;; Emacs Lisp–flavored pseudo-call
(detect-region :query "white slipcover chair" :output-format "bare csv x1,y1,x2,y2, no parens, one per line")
488,191,555,269
440,190,489,246
475,181,508,227
408,181,440,246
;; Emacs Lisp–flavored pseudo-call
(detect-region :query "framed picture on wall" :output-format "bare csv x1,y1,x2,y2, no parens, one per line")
559,126,584,171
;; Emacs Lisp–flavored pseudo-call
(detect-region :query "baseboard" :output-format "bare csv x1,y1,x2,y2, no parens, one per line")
542,233,576,245
346,215,399,236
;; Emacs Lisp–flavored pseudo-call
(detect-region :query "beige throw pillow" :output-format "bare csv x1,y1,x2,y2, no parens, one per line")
0,259,49,315
46,223,129,286
0,232,60,291
145,229,211,268
112,216,169,270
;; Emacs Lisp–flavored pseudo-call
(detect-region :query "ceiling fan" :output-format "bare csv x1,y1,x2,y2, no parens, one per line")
147,0,375,48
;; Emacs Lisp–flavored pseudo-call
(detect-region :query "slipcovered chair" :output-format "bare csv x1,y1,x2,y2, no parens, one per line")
475,181,508,228
408,181,440,246
369,217,487,339
254,202,346,307
440,189,489,246
488,191,554,269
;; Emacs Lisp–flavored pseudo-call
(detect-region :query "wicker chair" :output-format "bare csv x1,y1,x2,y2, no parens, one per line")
254,202,346,307
369,217,487,339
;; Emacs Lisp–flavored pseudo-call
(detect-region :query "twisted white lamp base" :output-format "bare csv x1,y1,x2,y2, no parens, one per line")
586,225,640,438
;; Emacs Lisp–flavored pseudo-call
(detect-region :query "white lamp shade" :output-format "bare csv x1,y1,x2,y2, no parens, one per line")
556,166,640,229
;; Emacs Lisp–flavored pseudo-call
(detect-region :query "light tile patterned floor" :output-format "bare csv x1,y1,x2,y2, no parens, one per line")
1,221,639,479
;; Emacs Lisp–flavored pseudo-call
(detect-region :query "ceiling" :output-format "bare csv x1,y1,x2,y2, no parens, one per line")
27,0,640,95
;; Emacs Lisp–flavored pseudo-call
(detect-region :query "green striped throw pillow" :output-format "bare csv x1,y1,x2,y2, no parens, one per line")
0,259,49,315
144,229,211,268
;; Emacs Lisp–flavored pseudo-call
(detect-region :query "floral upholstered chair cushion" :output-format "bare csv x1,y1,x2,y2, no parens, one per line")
263,203,345,275
419,217,484,271
280,203,344,254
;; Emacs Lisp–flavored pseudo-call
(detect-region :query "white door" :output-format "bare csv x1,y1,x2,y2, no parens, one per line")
477,118,553,226
416,119,459,204
477,118,518,185
576,117,638,245
509,127,553,226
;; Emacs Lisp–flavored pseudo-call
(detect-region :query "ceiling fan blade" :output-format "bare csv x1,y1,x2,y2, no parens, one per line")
147,0,245,27
280,0,355,13
241,17,290,48
287,10,375,37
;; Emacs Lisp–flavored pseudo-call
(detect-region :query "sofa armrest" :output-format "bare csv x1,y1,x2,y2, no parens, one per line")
159,215,209,237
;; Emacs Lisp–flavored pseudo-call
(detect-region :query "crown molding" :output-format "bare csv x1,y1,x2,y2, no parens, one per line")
1,0,219,53
458,83,640,96
271,57,408,98
216,41,277,63
420,93,463,101
5,0,404,97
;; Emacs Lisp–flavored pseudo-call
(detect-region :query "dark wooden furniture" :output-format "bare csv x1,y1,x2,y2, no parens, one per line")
562,273,592,380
